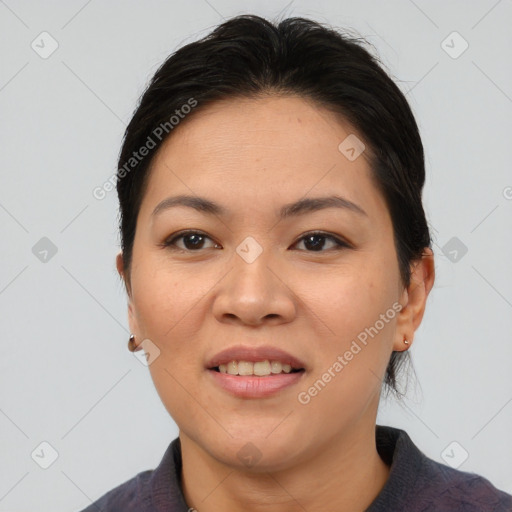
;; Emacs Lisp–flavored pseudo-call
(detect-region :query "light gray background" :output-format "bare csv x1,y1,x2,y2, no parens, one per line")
1,1,511,510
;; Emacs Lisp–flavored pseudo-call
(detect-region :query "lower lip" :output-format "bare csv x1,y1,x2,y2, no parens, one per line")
207,369,305,398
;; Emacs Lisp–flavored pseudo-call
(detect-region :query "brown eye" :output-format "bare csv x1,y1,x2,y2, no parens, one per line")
293,232,349,252
164,231,220,251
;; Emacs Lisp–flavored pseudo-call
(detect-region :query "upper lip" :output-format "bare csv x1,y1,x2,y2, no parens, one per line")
206,345,306,370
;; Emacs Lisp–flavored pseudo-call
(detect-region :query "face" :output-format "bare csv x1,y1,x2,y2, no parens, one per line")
119,95,414,471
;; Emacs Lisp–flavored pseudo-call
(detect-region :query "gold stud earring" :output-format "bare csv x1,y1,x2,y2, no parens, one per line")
128,334,137,352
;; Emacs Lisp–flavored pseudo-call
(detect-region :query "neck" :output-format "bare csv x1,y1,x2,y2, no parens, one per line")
180,419,390,512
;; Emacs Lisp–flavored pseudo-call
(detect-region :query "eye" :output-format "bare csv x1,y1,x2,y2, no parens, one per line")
162,230,350,253
163,230,221,251
292,231,350,252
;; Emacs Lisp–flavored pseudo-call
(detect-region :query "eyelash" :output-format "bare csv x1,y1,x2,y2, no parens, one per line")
161,230,351,253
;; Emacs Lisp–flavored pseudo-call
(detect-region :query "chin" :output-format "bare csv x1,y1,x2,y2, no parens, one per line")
197,427,307,473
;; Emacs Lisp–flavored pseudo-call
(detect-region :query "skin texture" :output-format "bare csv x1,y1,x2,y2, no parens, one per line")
116,95,435,511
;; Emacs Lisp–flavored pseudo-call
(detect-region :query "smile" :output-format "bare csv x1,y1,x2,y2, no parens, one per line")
212,360,303,376
205,345,307,398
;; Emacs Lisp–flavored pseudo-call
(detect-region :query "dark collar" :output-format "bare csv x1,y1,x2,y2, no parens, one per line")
142,424,508,511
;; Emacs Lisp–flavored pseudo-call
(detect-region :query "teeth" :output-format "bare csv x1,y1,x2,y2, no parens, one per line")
270,361,282,373
238,361,254,376
217,360,297,376
253,361,271,376
226,361,238,375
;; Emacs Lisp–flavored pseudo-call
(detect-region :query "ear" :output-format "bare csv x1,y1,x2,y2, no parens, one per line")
116,251,140,343
116,251,128,293
393,248,435,351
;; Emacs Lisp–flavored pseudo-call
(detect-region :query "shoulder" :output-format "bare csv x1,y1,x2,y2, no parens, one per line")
415,456,512,511
76,437,188,512
77,469,153,511
372,425,512,512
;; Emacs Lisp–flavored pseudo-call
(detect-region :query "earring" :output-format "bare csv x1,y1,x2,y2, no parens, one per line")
403,338,409,345
128,334,137,352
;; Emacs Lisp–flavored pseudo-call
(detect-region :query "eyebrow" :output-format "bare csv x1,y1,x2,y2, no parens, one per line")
151,194,368,219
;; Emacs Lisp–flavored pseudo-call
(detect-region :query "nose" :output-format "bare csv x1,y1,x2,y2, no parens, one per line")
211,250,297,327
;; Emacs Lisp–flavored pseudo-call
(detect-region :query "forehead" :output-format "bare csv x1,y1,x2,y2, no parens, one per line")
140,95,388,223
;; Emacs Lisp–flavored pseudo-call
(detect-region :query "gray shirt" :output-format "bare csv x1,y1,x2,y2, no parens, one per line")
78,425,512,511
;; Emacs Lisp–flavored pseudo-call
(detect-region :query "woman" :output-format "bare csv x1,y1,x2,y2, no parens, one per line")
81,14,512,512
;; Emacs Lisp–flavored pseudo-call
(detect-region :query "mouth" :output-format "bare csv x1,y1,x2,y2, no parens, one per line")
209,361,304,376
206,345,307,374
205,345,306,398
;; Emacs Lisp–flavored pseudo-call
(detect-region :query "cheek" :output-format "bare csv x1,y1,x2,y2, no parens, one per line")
297,260,397,342
131,260,210,342
131,263,212,425
295,260,398,398
293,287,396,426
130,257,224,375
